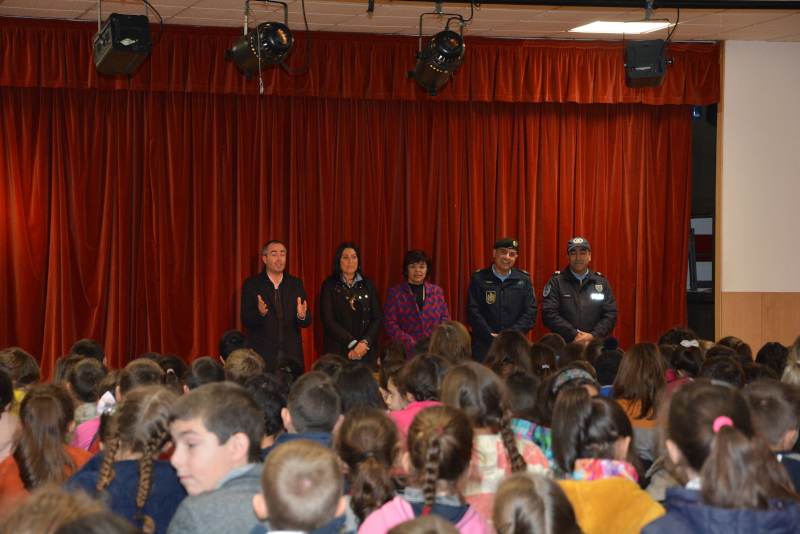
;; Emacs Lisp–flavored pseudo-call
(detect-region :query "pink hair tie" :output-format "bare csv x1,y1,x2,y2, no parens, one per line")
713,416,733,433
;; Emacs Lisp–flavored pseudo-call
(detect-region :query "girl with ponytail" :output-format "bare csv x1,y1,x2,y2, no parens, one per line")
358,406,491,534
64,386,187,534
335,405,400,530
551,388,663,534
642,380,800,534
0,385,92,511
441,363,549,522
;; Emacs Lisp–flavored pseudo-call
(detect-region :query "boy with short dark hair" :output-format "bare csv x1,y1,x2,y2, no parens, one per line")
67,358,108,426
167,382,265,534
250,440,347,534
261,371,342,459
743,379,800,490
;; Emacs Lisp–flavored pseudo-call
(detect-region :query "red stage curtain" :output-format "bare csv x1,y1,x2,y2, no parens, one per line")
0,87,692,375
0,19,704,376
0,18,719,104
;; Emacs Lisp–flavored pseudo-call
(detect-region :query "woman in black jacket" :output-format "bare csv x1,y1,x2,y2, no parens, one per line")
320,242,382,369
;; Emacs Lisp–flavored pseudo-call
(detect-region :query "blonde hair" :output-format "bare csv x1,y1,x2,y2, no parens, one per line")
781,361,800,389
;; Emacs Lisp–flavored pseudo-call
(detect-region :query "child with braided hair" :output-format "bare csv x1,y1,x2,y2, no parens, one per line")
334,405,400,530
358,406,492,534
64,386,187,534
441,362,549,522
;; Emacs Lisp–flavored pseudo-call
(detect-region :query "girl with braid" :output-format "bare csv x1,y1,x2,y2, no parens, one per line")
441,363,549,522
335,405,400,531
64,386,187,534
358,406,492,534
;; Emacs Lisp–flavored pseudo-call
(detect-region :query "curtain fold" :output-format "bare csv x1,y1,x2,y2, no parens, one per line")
0,85,692,376
0,18,719,104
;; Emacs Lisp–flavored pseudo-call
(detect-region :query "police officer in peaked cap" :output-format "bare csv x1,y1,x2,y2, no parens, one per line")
541,237,617,345
466,238,537,363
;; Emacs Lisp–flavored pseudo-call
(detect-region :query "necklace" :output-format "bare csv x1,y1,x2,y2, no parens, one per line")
345,286,356,310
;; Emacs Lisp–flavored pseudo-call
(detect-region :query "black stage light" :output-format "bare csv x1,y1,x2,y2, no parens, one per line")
226,22,294,78
408,30,465,97
93,14,153,75
625,39,669,88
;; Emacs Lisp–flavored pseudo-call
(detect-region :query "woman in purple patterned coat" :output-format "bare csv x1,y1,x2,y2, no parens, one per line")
383,250,451,356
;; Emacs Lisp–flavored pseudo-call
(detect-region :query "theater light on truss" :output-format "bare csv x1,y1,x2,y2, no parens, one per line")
408,30,465,97
226,21,294,78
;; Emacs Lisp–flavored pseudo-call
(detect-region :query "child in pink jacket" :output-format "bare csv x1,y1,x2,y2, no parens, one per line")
359,405,492,534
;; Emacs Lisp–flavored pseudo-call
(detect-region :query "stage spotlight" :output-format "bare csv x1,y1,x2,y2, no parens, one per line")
408,30,465,96
226,22,294,78
93,1,162,76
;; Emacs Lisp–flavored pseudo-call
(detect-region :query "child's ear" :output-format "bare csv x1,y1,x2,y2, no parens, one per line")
335,496,348,518
228,432,250,464
401,451,412,474
614,436,632,462
406,392,415,403
379,387,390,404
665,439,683,466
68,420,76,434
183,384,190,395
332,414,344,436
781,428,799,450
281,408,294,433
115,385,122,402
252,494,269,521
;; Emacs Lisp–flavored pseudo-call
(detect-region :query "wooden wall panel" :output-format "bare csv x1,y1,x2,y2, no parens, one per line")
762,293,800,346
720,292,762,347
720,291,800,349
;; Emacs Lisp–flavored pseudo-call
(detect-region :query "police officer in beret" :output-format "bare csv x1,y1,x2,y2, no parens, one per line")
541,237,617,345
466,238,537,363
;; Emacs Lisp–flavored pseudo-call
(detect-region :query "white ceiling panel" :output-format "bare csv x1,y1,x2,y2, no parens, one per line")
1,2,800,41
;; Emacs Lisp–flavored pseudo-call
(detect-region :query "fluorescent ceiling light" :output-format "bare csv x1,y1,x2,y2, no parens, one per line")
570,21,671,34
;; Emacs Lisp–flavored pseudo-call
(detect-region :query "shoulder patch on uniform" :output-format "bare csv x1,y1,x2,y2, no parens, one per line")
543,284,551,298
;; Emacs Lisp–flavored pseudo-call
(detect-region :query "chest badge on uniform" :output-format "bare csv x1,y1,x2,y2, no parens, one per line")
486,291,497,304
595,285,603,292
543,285,551,298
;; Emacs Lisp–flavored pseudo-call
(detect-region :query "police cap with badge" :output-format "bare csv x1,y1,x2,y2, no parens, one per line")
567,237,590,252
494,237,519,250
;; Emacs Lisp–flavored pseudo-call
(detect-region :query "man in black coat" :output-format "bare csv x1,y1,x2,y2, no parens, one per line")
541,237,617,345
466,238,537,363
240,240,312,371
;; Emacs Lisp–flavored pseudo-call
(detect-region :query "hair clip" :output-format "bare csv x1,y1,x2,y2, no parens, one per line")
551,369,594,394
361,450,376,462
97,391,117,416
541,364,550,369
713,416,733,433
680,339,700,348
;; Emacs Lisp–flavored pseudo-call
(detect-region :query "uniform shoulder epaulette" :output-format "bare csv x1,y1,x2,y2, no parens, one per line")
553,270,561,275
518,269,530,276
595,272,605,277
474,269,482,274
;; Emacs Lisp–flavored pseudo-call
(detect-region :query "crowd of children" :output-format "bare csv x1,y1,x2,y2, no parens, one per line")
1,326,800,534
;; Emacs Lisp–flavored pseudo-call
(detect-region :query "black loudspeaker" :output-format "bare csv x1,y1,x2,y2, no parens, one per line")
625,40,667,89
93,14,152,75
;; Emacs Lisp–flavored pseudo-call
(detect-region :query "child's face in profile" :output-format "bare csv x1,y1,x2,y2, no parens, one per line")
382,378,407,412
170,417,236,495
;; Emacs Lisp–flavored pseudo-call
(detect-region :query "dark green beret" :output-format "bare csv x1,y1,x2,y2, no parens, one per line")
494,238,519,250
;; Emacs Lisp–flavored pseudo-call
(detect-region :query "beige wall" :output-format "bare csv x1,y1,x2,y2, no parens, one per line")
718,41,800,347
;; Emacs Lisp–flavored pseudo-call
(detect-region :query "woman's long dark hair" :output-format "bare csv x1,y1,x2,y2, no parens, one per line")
331,242,363,280
13,384,76,490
